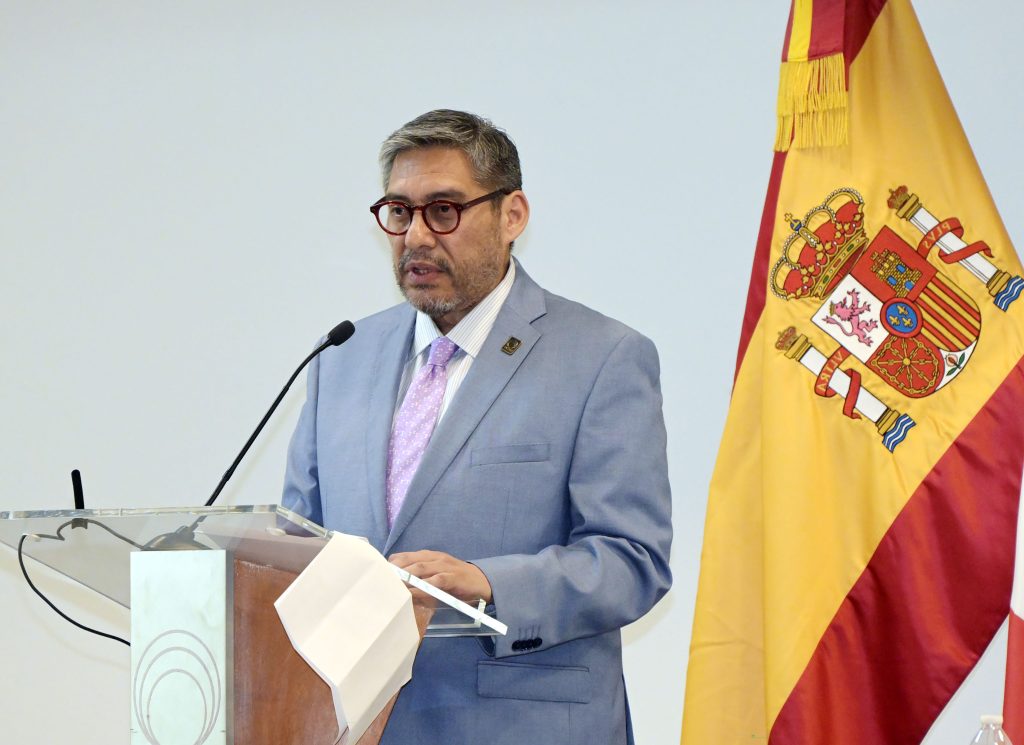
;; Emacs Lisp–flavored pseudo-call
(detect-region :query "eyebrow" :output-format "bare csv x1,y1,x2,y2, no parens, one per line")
383,189,467,203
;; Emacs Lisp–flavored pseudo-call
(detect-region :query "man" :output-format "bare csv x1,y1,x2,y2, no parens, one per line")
283,109,672,744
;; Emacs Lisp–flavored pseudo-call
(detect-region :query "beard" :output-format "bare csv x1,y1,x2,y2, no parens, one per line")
393,234,507,321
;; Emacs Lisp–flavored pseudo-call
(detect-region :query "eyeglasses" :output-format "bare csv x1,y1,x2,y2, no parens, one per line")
369,189,509,236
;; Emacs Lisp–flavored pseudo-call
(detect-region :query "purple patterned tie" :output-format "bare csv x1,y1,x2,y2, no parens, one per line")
385,336,459,529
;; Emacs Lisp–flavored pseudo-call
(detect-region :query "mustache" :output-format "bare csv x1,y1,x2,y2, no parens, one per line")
397,251,452,274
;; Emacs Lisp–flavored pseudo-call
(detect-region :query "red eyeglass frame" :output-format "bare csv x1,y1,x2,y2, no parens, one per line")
369,189,510,235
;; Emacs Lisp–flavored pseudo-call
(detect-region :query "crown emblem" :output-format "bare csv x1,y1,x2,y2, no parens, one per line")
886,184,920,219
770,188,868,300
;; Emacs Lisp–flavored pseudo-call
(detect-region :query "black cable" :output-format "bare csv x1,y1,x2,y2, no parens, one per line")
46,517,145,550
144,514,211,550
17,518,139,647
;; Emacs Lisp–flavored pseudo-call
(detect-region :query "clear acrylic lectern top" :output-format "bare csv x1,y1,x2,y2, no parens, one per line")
0,504,502,636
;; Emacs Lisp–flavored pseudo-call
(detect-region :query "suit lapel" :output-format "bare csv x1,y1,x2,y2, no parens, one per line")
364,306,416,549
385,263,547,552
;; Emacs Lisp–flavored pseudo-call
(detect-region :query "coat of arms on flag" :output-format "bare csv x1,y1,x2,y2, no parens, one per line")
768,184,1022,451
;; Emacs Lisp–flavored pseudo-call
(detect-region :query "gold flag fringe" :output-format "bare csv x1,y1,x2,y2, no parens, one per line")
774,52,848,151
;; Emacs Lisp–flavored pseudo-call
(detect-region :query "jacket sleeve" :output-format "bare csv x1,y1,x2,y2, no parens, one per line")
472,331,673,657
281,348,323,526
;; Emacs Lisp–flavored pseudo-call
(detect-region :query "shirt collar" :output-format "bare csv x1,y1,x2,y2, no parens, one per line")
411,259,517,360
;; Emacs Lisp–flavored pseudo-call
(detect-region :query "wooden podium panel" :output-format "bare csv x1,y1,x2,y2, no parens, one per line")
233,559,432,745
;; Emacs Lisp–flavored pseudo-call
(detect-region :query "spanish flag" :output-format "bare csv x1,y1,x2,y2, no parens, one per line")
682,1,1024,743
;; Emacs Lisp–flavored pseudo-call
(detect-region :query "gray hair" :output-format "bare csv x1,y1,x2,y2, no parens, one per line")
379,109,523,193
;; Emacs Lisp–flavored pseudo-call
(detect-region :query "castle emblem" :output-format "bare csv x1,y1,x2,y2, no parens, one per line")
771,187,1021,452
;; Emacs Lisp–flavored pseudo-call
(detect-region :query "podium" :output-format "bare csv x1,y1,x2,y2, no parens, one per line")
0,505,503,745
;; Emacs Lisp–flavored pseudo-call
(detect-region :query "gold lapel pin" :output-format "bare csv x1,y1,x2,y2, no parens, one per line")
501,337,522,355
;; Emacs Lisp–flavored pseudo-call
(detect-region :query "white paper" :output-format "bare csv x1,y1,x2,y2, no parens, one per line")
274,533,419,745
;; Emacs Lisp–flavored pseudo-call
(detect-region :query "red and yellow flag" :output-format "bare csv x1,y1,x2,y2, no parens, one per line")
683,0,1024,742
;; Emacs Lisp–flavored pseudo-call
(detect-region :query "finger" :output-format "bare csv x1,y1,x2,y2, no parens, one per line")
424,571,458,595
389,552,426,569
425,570,488,602
406,585,438,607
400,560,450,579
389,550,446,568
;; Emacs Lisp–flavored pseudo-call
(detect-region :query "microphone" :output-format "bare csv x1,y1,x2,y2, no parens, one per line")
325,320,356,347
204,320,355,507
71,469,88,530
72,469,85,510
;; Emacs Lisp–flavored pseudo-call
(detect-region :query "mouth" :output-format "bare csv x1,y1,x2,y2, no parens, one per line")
400,257,449,284
408,263,441,276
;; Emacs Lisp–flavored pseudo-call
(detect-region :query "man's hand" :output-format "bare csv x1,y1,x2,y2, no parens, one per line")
388,550,493,604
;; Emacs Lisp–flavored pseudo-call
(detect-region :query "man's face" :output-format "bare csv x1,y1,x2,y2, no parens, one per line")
385,147,516,333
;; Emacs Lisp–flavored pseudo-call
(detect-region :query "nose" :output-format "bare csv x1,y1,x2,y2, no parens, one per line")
403,208,436,249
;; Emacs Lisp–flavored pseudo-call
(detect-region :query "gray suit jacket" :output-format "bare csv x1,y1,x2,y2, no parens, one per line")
283,262,672,745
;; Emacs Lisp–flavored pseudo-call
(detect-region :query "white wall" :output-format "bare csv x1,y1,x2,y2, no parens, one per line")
1,1,1021,742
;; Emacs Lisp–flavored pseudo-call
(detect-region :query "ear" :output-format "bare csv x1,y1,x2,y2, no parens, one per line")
500,190,530,245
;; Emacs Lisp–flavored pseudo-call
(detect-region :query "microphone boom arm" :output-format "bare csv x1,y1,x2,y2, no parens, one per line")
205,320,354,507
